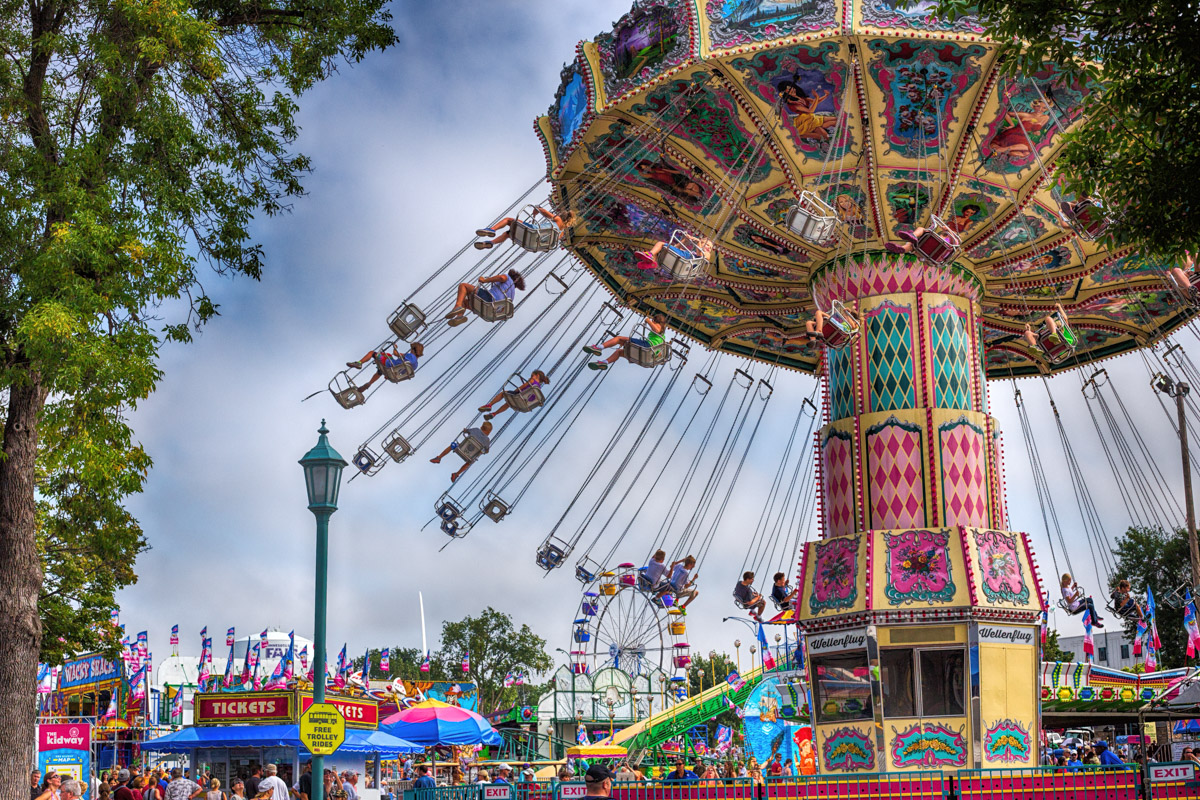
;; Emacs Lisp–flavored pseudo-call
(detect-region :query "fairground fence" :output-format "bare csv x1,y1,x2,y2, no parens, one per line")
404,763,1200,800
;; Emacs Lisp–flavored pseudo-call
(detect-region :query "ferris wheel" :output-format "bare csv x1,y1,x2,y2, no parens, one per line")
569,563,689,676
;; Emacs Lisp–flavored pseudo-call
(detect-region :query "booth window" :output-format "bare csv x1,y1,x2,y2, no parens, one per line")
881,647,965,717
811,652,873,723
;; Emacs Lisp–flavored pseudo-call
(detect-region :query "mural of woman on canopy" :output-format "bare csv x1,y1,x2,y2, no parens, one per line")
978,72,1087,173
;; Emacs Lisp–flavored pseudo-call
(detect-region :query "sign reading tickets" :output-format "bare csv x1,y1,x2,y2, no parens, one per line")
298,692,379,729
300,702,345,756
38,724,91,800
193,692,295,725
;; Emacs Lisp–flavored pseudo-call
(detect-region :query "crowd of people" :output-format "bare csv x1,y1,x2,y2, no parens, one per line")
31,764,372,800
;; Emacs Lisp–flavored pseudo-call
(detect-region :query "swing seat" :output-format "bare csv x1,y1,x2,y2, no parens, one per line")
379,356,416,384
772,586,794,611
467,291,515,323
1059,199,1109,241
537,543,567,571
658,246,707,280
437,497,466,522
785,191,839,245
913,216,961,265
330,372,366,410
503,384,546,413
452,429,490,464
636,568,656,592
512,217,561,253
1038,326,1077,363
388,303,427,341
352,446,384,477
382,430,414,463
440,518,461,537
819,300,860,350
482,493,510,522
623,339,670,368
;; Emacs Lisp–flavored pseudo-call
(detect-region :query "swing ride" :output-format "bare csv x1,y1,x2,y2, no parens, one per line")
299,0,1200,777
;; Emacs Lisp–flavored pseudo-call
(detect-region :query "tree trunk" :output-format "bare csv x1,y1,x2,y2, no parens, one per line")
0,376,46,800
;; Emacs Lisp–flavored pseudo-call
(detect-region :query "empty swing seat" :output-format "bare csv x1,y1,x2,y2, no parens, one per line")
785,190,839,244
330,372,365,410
503,384,546,413
537,543,567,571
352,447,384,476
482,493,510,522
387,303,427,341
452,429,490,464
381,430,414,463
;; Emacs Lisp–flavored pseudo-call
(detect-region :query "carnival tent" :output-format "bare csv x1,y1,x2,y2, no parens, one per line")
142,725,421,755
380,699,503,746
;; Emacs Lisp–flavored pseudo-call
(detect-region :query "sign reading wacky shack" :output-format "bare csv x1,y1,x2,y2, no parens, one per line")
59,654,121,690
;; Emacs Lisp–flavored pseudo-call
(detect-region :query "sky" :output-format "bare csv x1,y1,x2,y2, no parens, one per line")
116,0,1200,683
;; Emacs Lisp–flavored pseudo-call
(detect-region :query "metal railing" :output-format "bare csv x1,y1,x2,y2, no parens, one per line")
1147,761,1200,800
957,765,1140,800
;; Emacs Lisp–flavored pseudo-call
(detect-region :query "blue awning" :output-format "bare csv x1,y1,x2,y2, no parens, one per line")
142,725,421,755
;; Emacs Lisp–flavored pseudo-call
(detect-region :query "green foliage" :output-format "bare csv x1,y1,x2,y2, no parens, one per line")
1112,526,1190,667
358,647,449,682
0,0,395,664
1043,629,1075,663
929,0,1200,258
434,607,553,715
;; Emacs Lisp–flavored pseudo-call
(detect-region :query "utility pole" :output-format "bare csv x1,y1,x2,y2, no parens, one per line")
1153,374,1200,587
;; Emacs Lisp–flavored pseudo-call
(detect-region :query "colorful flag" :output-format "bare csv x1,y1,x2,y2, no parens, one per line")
757,623,776,670
514,671,525,686
223,642,236,688
200,625,207,639
420,652,431,673
170,625,179,647
503,671,514,688
1040,610,1048,645
1081,607,1095,662
1185,592,1200,658
205,638,213,663
380,648,389,672
102,690,119,720
461,651,470,673
110,609,120,627
265,638,292,690
171,686,183,719
287,632,296,680
1134,618,1147,656
1148,587,1163,651
577,723,590,745
726,672,744,692
362,646,371,685
226,627,236,648
136,631,148,658
299,645,309,672
260,629,269,649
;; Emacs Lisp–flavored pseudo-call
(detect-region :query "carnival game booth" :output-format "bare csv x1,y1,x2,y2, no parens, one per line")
141,690,416,786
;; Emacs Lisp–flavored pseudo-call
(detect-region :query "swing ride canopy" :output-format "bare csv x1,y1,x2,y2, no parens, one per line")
535,0,1188,377
379,699,504,746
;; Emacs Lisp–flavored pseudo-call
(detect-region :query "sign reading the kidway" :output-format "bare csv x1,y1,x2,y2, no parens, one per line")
300,702,345,756
193,692,295,725
38,724,91,800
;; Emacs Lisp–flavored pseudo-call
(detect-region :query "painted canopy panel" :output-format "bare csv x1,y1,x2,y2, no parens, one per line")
538,0,1190,378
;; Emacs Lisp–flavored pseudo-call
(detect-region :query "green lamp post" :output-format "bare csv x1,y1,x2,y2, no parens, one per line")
299,420,347,800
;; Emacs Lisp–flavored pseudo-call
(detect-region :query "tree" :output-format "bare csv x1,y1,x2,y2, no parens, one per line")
1043,630,1075,663
931,0,1200,258
359,647,449,682
0,0,394,791
1112,526,1190,667
684,652,741,744
435,607,552,714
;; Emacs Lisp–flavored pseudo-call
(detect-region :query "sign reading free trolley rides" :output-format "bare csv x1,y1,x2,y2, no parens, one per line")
299,702,345,756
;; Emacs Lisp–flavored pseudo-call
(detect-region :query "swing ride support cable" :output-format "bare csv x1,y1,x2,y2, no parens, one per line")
676,375,764,561
696,382,775,568
643,372,747,562
1093,387,1172,529
1105,380,1186,519
565,367,687,552
765,394,821,579
1042,380,1117,586
1177,383,1200,588
537,367,667,549
1014,385,1075,580
1079,377,1144,527
580,374,706,564
666,372,756,557
741,399,807,577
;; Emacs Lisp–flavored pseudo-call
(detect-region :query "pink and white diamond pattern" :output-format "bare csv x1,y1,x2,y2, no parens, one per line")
824,432,856,537
940,421,989,527
868,420,926,530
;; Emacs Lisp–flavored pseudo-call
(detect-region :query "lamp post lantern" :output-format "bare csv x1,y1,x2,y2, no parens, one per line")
299,419,347,800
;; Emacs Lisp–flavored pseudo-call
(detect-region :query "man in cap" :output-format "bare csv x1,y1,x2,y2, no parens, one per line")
1095,741,1124,766
519,764,536,783
584,764,613,799
257,766,289,800
492,765,512,785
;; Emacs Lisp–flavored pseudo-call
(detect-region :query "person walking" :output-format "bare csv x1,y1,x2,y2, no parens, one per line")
206,779,225,800
583,765,613,799
164,769,204,800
